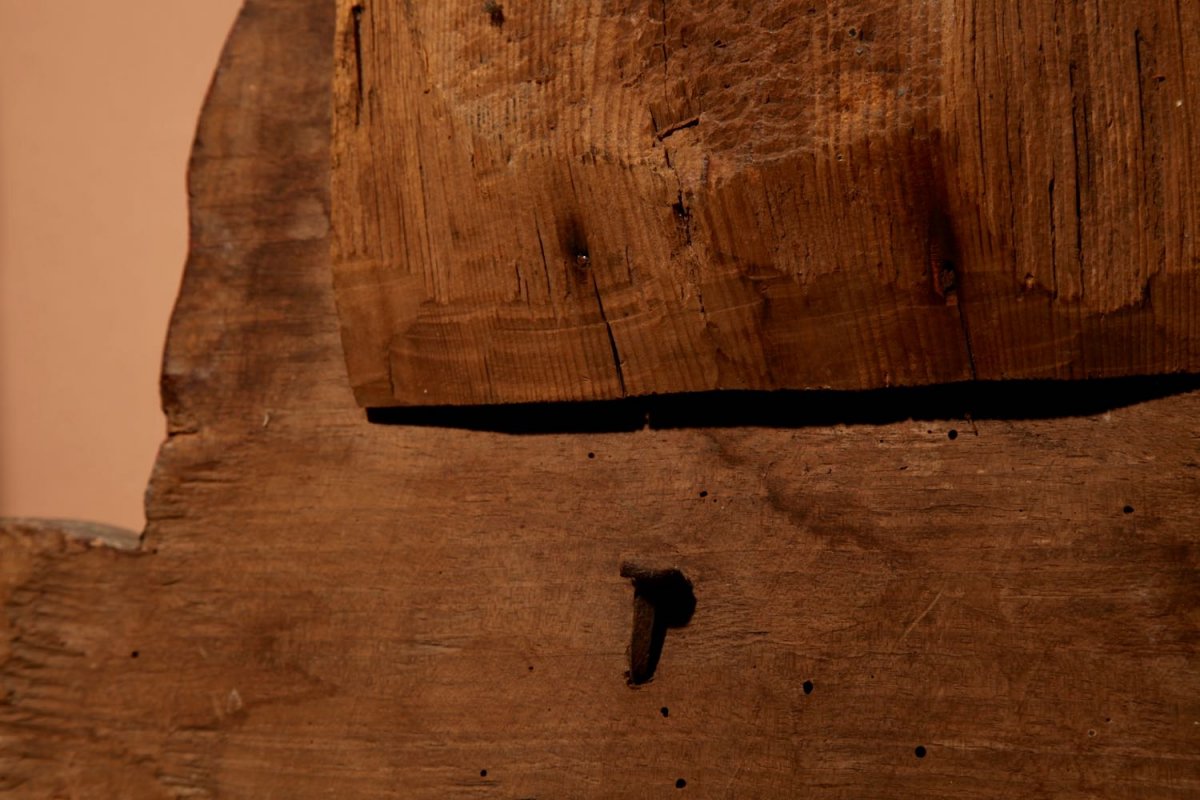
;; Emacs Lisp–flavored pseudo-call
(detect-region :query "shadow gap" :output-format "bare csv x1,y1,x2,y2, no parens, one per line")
365,374,1200,435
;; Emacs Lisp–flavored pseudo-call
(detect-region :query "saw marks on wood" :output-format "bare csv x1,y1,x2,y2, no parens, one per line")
331,0,1200,406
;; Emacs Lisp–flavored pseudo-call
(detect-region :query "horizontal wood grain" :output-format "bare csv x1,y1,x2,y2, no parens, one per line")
331,0,1200,406
1,1,1198,797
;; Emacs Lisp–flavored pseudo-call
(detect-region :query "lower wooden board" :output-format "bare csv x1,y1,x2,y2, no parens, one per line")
1,1,1198,797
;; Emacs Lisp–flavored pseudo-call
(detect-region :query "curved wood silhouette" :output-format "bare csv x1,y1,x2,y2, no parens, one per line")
1,2,1199,797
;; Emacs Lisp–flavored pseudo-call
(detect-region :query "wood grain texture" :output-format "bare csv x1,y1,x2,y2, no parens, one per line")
3,1,1200,796
332,0,1200,406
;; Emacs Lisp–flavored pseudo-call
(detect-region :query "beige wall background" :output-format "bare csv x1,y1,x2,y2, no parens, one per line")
0,1,243,530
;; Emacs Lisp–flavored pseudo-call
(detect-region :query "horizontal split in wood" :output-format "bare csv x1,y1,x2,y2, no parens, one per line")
364,373,1200,433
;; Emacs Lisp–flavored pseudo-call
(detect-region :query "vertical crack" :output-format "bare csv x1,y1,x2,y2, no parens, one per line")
1048,177,1058,296
591,273,627,396
386,340,399,399
659,0,670,78
956,301,979,381
928,205,973,378
1068,59,1087,298
534,219,552,296
351,4,365,126
514,262,527,303
657,0,674,125
1133,26,1168,287
1134,29,1147,153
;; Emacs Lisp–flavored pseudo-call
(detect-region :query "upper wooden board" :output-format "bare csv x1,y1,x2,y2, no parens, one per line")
331,0,1200,406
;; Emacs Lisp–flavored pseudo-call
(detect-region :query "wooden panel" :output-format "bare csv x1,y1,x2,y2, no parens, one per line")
331,0,1200,406
3,1,1200,797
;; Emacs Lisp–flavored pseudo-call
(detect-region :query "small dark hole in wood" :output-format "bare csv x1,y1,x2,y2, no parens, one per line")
130,651,139,659
528,665,534,671
559,215,589,268
803,680,814,694
588,452,596,459
483,1,504,26
661,707,670,717
1123,505,1134,514
914,746,927,759
937,260,958,296
480,769,488,777
847,27,859,38
947,429,958,440
699,490,708,498
676,778,687,789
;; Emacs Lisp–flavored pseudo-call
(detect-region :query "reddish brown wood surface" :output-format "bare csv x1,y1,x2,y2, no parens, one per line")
2,2,1200,797
332,0,1200,406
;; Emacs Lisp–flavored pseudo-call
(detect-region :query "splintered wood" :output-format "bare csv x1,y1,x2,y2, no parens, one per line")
331,0,1200,407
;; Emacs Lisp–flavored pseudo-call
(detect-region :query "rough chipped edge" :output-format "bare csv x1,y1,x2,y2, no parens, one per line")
0,518,142,552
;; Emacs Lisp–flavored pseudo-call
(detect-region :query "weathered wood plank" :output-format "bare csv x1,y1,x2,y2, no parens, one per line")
332,0,1200,406
2,1,1199,797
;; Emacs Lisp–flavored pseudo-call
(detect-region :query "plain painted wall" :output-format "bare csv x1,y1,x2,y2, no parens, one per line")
0,1,244,530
